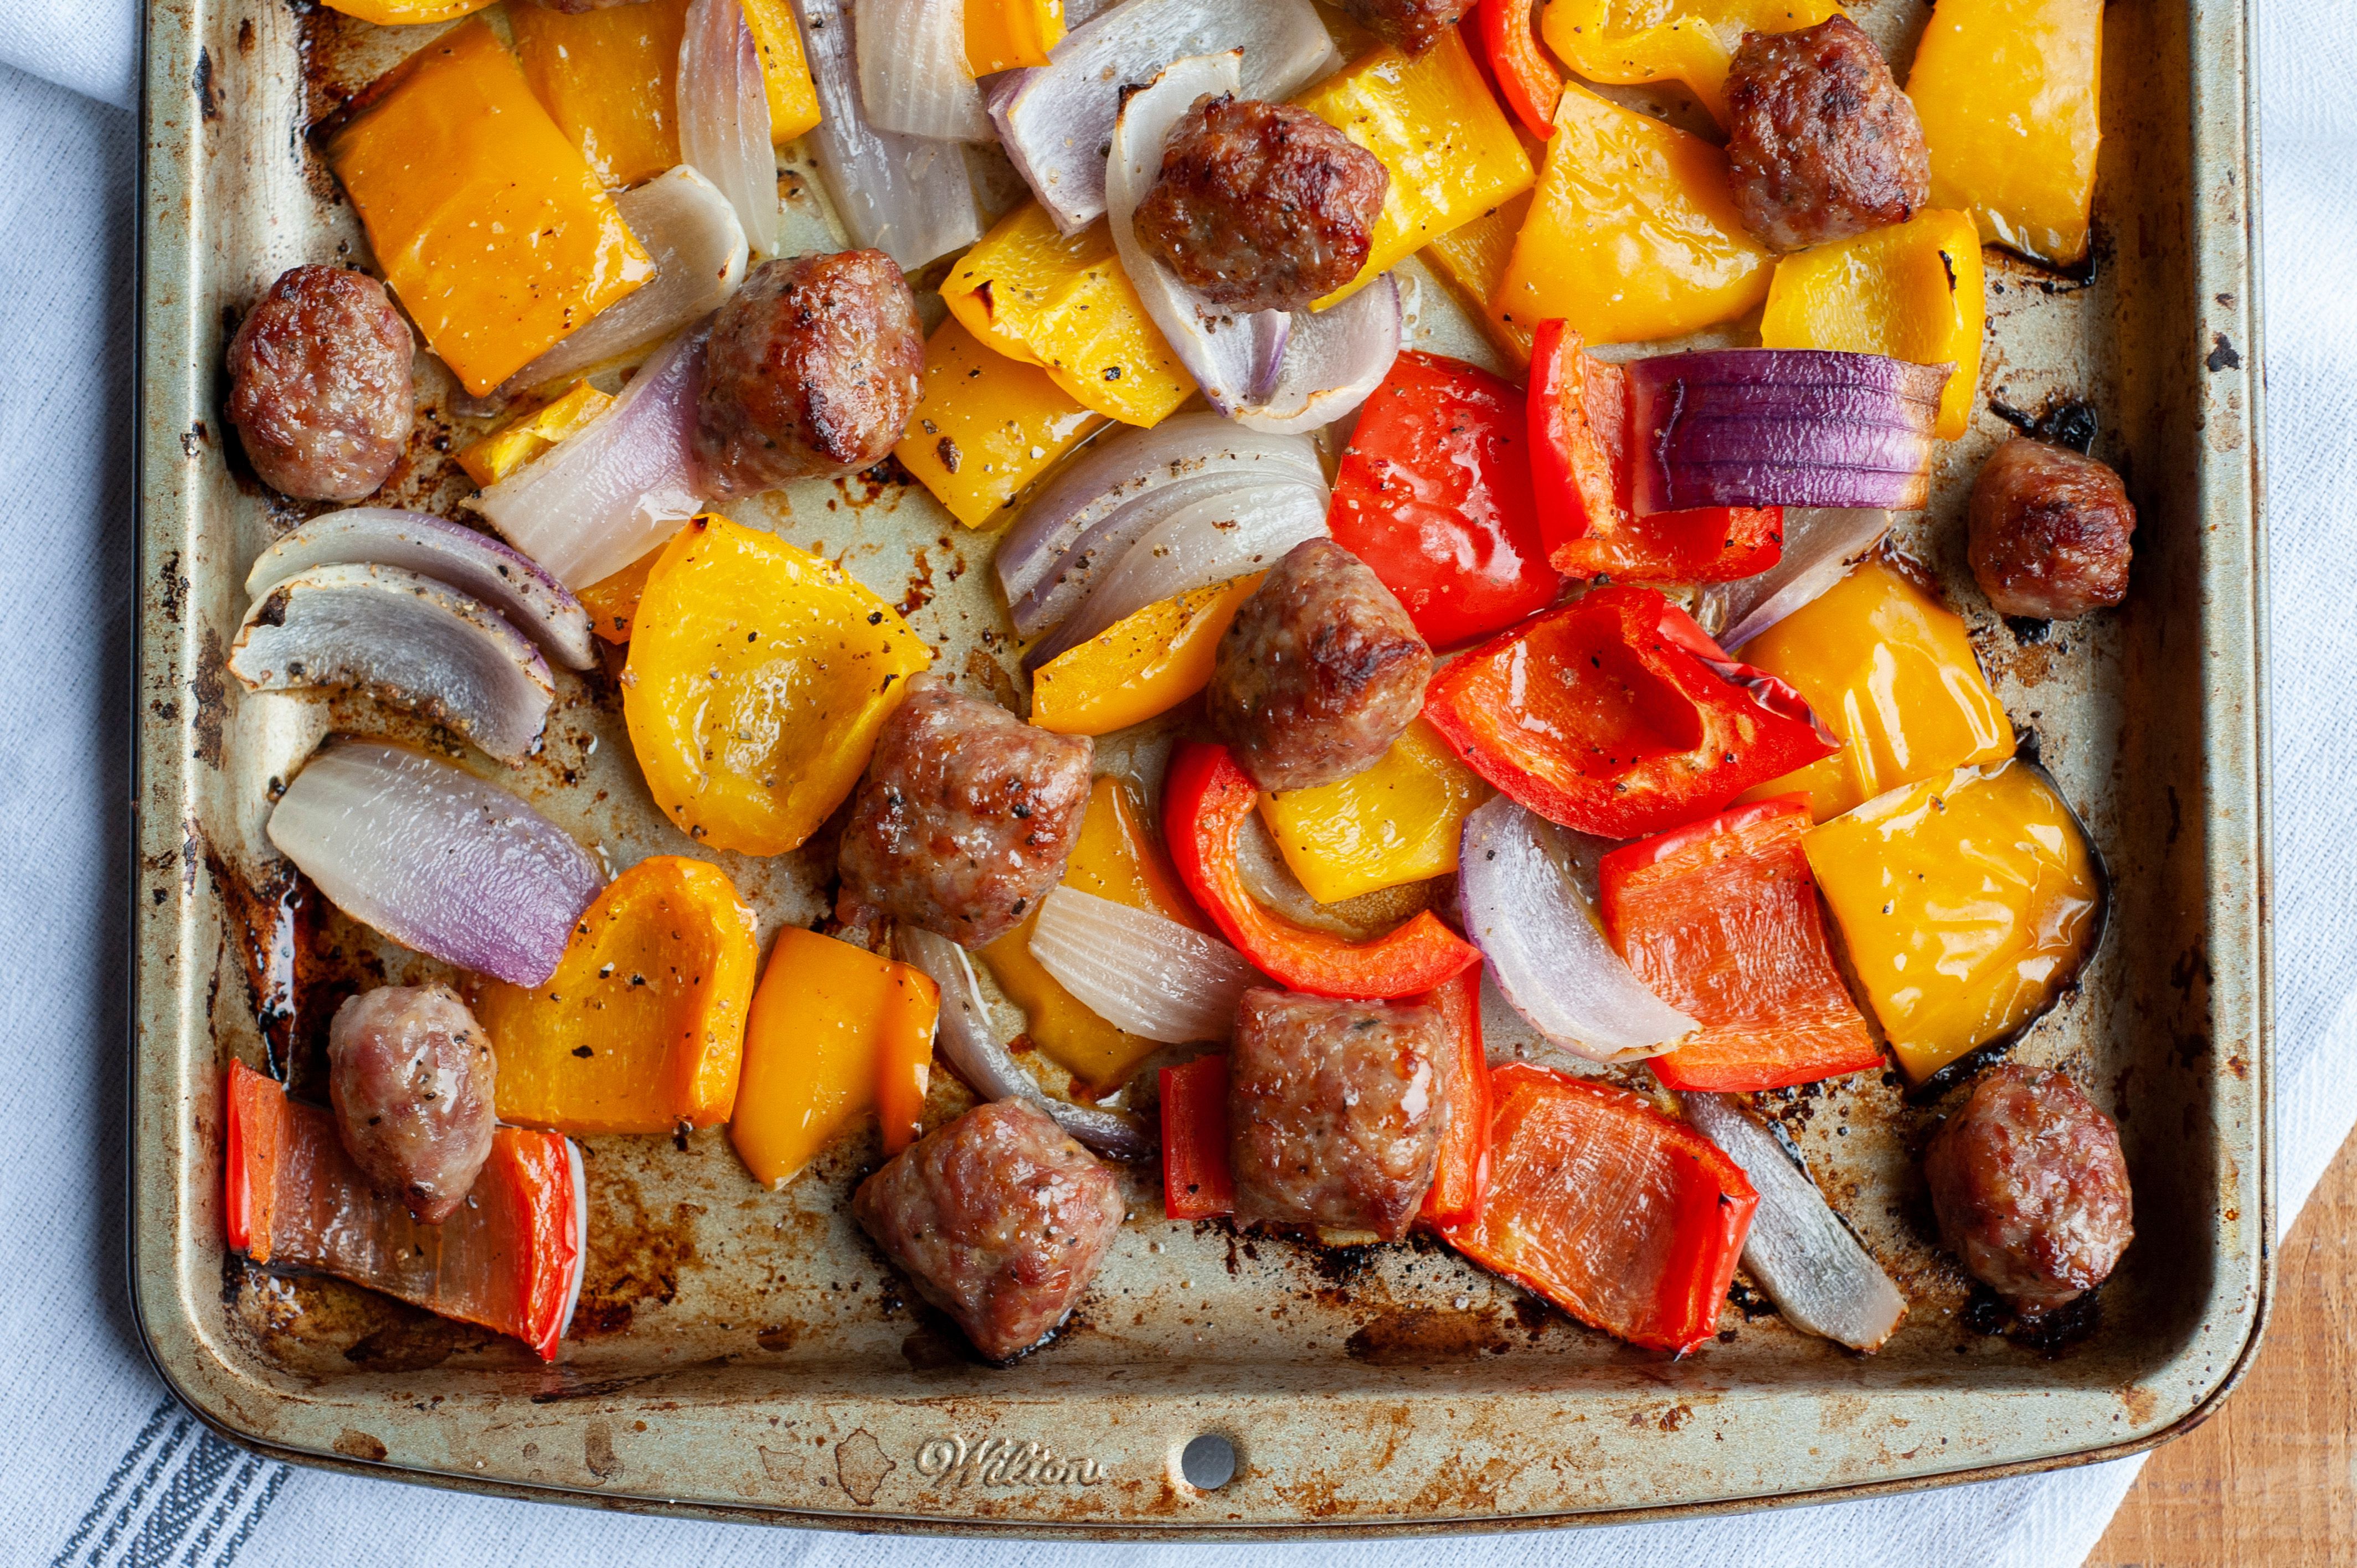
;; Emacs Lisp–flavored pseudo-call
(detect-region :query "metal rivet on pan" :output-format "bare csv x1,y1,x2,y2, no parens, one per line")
1179,1433,1237,1492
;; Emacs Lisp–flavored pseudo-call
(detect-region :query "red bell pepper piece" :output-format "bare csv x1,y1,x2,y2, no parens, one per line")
224,1061,581,1360
1598,795,1882,1091
1474,0,1565,142
1326,349,1562,649
1438,1062,1757,1354
1416,964,1491,1228
1423,585,1838,840
1164,740,1483,998
1160,1054,1236,1220
1527,321,1783,583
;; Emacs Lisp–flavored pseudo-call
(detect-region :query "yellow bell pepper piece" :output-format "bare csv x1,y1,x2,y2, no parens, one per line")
730,927,940,1188
622,514,932,855
1030,575,1263,736
455,380,616,488
1739,559,2014,822
1295,32,1535,308
326,21,654,398
941,205,1192,427
1422,188,1536,365
740,0,825,143
1492,81,1772,348
510,0,689,190
1906,0,2102,267
323,0,493,23
1804,759,2101,1082
965,0,1065,75
1760,209,1985,440
578,542,668,646
1540,0,1841,127
896,316,1108,529
981,777,1207,1089
475,857,760,1135
1257,718,1493,905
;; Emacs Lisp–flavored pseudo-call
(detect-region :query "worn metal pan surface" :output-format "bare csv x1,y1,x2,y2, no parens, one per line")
131,0,2268,1533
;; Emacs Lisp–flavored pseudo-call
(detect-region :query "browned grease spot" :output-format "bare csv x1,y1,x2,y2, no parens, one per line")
571,1170,701,1335
192,627,228,767
2121,1384,2159,1423
333,1428,387,1462
342,1311,483,1371
1345,1307,1512,1365
833,1428,896,1504
756,1324,799,1352
583,1420,621,1479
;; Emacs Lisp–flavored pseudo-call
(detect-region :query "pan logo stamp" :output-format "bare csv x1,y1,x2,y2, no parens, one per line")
915,1435,1106,1489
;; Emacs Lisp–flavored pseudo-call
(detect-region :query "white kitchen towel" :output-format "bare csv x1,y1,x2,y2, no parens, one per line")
2,1,2346,1564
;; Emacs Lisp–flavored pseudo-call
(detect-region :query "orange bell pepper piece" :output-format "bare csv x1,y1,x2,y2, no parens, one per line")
471,856,761,1134
1492,81,1771,348
895,315,1109,529
510,0,691,190
729,928,940,1188
577,543,668,646
1906,0,2102,267
326,20,654,397
1256,718,1491,905
322,0,493,22
1028,574,1262,737
1421,187,1536,366
965,0,1066,76
455,380,615,488
740,0,825,143
1437,1062,1757,1354
1538,0,1840,127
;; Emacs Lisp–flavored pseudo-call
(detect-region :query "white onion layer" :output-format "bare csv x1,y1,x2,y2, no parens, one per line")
1028,886,1258,1044
795,0,985,268
680,0,783,259
855,0,991,141
1457,795,1697,1064
1681,1092,1909,1352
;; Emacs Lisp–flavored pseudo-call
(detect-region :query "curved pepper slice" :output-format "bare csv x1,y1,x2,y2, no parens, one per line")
1159,1054,1236,1220
472,855,761,1134
226,1061,580,1360
1423,585,1838,840
1527,321,1782,582
1164,741,1481,999
1415,966,1491,1227
1474,0,1565,142
1029,574,1263,737
1326,350,1561,649
1437,1062,1756,1354
1599,796,1881,1091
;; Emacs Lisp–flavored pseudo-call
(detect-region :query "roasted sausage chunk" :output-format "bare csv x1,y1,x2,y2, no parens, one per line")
1207,539,1433,792
836,675,1094,947
1131,95,1391,314
326,985,498,1224
1228,988,1449,1241
852,1098,1127,1361
1967,437,2137,619
1923,1065,2134,1316
694,250,925,501
1723,17,1931,253
1337,0,1468,57
226,264,415,502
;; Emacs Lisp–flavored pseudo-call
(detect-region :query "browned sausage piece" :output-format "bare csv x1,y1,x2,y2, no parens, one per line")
852,1098,1127,1361
1337,0,1468,56
1207,538,1433,793
326,984,498,1224
836,675,1094,948
1131,95,1391,315
1923,1065,2133,1316
1967,437,2137,619
1228,988,1449,1241
1723,17,1930,254
226,265,415,502
694,251,925,501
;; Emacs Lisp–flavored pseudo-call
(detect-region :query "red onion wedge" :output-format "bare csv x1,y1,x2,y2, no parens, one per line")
269,741,604,988
473,329,706,590
1458,795,1697,1064
991,0,1338,234
856,0,991,141
1699,507,1892,652
1028,886,1259,1043
1681,1092,1908,1352
231,565,557,765
1627,351,1952,516
681,0,782,259
1021,475,1330,668
898,926,1157,1159
795,0,984,267
501,167,749,398
1107,54,1401,434
246,508,597,672
993,413,1323,638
